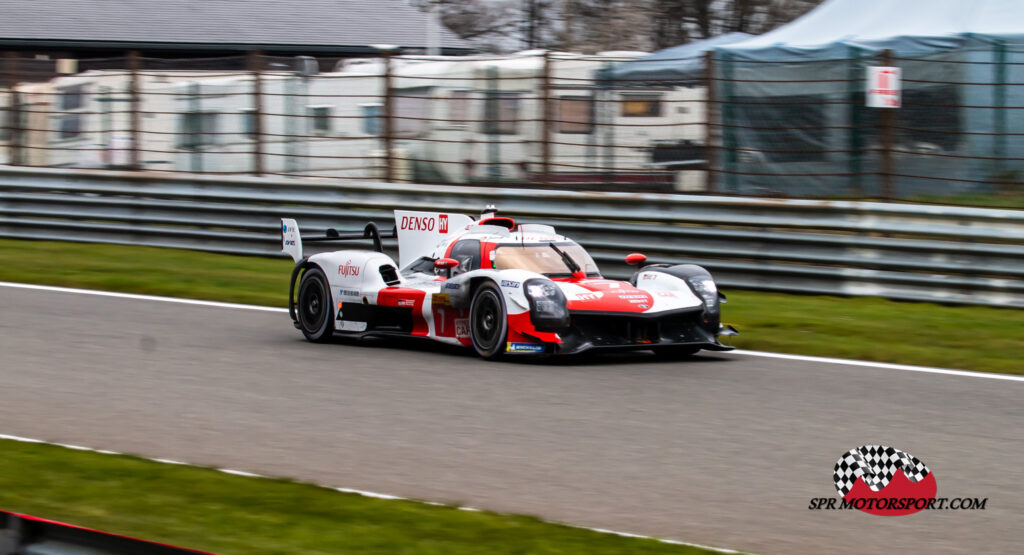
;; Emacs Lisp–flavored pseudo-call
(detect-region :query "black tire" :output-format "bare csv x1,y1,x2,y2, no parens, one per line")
297,267,334,343
653,345,701,360
470,282,508,360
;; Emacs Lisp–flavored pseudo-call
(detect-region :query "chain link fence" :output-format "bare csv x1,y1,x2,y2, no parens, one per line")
709,44,1024,204
1,48,1022,203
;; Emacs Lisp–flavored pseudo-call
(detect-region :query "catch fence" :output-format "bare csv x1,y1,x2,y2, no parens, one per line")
1,47,1023,202
709,44,1024,203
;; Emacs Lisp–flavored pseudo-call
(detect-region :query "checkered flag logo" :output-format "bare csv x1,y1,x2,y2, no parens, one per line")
834,445,930,496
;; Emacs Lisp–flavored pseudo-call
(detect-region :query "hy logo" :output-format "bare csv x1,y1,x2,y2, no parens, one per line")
834,445,937,516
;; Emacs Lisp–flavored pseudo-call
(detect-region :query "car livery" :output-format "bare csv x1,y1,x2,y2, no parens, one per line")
282,207,736,359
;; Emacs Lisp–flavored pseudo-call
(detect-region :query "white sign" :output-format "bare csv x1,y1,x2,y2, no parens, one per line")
867,66,901,108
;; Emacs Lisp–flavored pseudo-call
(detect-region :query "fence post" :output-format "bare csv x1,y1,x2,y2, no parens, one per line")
847,46,864,197
486,65,500,181
540,51,552,188
4,52,21,166
721,52,737,193
879,49,895,199
993,40,1007,177
248,51,264,176
704,50,716,193
127,51,141,171
382,49,394,182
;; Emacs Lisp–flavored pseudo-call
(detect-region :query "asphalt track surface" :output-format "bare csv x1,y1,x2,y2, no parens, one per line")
1,285,1021,554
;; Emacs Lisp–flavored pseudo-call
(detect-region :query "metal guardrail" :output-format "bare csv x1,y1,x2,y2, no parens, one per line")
1,165,1023,308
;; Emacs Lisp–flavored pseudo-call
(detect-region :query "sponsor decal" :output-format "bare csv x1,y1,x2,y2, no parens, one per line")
399,215,436,231
506,342,545,353
500,280,520,288
638,304,650,309
808,445,988,515
339,320,368,332
284,240,296,246
444,282,461,290
642,273,658,280
628,299,648,304
608,282,621,288
338,260,360,277
574,292,602,301
439,214,449,234
432,293,451,307
617,294,649,299
454,318,470,339
282,223,288,232
655,291,676,297
339,289,360,298
397,299,416,308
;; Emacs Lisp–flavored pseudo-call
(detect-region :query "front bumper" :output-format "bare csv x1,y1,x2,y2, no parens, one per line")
551,308,734,355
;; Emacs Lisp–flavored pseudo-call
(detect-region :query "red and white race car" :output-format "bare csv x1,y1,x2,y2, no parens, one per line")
282,207,736,359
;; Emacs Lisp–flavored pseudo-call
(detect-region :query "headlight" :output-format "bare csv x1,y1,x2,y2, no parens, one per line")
687,277,719,311
524,278,570,330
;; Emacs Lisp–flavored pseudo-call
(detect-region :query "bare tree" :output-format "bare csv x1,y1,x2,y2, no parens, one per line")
561,0,654,53
421,0,823,54
414,0,521,53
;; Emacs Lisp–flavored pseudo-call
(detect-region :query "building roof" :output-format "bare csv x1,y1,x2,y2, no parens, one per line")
0,0,473,54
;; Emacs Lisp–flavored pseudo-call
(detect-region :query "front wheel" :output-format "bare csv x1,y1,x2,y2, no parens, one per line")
470,283,508,360
297,267,334,343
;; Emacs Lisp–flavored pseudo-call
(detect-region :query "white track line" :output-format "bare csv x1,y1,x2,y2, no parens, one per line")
0,282,287,313
730,350,1024,383
2,281,1020,382
0,433,748,555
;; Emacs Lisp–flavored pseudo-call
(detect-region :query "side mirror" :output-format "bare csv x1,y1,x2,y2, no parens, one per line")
434,257,459,278
625,253,647,266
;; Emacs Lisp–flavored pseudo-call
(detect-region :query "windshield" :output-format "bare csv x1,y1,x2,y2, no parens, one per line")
492,242,601,277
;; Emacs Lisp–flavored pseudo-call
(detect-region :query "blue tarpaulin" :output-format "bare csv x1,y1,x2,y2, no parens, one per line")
608,32,752,82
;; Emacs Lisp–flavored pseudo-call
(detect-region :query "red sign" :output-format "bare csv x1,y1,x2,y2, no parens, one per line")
867,66,901,108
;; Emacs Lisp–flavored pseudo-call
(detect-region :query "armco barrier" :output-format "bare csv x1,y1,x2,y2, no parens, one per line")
1,165,1023,308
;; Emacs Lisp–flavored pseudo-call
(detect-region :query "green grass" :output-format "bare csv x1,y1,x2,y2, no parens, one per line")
0,238,1021,374
0,439,711,555
722,291,1024,374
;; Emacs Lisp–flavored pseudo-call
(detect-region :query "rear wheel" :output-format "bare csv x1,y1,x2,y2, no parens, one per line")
297,267,334,342
470,283,507,360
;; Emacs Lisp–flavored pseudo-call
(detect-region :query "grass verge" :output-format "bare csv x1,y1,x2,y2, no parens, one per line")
0,238,1021,374
0,439,712,555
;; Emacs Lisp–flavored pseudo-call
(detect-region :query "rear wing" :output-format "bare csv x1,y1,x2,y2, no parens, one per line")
281,218,396,263
394,210,475,268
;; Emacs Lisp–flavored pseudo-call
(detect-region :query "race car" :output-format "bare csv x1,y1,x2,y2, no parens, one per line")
282,206,736,359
